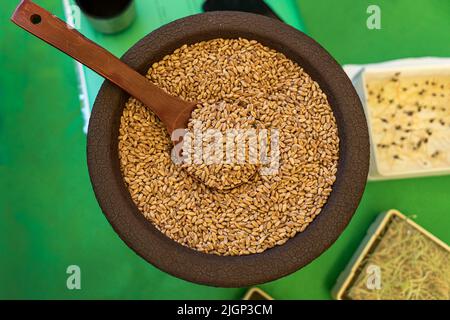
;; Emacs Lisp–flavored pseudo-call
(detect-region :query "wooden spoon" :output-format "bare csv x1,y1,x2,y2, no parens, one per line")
11,0,197,135
11,0,258,190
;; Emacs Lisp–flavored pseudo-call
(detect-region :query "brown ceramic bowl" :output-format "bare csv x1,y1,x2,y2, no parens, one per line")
87,12,369,287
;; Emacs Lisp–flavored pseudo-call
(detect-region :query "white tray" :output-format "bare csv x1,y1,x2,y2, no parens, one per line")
344,58,450,180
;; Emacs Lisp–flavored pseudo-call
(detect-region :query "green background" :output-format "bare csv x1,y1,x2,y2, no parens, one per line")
1,0,449,299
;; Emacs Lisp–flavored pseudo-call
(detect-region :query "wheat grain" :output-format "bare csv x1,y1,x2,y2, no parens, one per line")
118,38,339,256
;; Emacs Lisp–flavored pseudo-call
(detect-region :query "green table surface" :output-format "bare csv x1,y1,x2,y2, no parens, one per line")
1,0,449,299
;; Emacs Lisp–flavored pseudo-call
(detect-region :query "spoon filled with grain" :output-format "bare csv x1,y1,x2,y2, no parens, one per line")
11,0,255,190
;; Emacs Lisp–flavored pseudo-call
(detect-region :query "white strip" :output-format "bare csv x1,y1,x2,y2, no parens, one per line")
62,0,91,134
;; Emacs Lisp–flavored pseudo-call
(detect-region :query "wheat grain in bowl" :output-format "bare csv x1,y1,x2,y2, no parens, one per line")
118,38,339,256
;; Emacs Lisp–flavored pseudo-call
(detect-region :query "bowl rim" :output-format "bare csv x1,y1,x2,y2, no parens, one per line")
87,11,369,287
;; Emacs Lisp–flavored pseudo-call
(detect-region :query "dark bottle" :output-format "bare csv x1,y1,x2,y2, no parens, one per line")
74,0,136,34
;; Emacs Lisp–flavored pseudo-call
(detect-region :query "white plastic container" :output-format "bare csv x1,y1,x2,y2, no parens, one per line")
346,58,450,180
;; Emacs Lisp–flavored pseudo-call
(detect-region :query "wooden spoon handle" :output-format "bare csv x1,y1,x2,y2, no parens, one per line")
11,0,192,129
